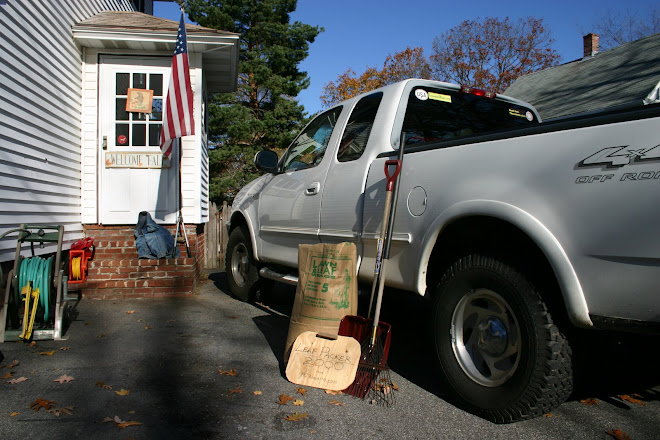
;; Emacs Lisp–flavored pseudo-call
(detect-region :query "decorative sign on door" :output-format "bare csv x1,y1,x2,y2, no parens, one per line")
104,152,170,169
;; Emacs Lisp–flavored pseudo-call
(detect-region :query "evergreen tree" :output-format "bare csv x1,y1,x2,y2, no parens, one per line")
187,0,322,203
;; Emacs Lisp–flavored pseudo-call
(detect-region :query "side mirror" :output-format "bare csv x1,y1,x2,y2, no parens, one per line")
254,150,279,174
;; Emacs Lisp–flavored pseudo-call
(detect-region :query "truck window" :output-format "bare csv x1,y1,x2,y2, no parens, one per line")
282,106,343,172
337,92,383,162
402,86,538,147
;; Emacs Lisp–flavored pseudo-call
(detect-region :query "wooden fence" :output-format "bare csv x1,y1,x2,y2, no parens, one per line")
204,201,231,269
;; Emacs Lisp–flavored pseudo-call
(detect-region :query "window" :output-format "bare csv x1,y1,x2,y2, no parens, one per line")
114,72,163,148
282,106,343,172
402,86,539,147
337,93,382,162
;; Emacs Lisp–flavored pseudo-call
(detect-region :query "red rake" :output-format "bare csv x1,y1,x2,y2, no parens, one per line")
339,316,395,405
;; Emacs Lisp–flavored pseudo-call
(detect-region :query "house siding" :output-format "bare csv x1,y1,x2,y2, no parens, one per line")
0,0,135,262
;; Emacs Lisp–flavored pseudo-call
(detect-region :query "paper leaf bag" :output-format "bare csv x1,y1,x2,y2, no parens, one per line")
285,242,358,362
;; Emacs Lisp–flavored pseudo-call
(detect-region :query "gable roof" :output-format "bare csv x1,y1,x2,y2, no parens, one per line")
504,32,660,120
73,11,239,93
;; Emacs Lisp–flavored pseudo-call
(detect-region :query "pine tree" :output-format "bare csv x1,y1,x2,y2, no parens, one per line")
187,0,322,203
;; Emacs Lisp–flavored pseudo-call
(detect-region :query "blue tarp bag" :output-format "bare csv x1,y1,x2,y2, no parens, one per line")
134,211,180,259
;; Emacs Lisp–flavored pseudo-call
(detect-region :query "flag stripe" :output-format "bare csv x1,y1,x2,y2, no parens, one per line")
160,13,195,159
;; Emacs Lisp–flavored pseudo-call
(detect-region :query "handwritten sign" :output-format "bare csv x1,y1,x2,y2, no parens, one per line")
286,332,360,390
105,152,170,169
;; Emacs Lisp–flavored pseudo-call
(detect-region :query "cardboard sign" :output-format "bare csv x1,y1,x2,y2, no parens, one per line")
286,332,360,391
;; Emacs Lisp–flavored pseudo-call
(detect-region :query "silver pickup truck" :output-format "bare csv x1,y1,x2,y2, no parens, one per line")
225,79,660,423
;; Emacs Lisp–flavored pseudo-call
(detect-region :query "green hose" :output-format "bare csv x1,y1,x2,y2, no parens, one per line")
17,256,53,322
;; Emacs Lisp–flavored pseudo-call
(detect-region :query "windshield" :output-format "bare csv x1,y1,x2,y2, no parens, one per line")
402,86,538,147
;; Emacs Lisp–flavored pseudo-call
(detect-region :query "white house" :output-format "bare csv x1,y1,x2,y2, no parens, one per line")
0,0,238,300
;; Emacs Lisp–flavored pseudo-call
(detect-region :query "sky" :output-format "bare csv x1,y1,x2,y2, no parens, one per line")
154,0,658,115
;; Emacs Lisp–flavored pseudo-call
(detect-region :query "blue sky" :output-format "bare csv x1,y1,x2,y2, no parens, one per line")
154,0,658,115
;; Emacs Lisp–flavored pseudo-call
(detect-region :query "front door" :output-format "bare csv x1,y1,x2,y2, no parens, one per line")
99,56,178,225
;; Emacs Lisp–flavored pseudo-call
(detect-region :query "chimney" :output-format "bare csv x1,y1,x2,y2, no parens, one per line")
583,33,599,58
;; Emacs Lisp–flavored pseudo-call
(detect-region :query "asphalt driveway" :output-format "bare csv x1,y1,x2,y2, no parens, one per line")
1,271,659,439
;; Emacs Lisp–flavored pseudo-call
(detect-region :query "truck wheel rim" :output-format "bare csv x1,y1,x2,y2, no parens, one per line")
451,288,521,387
230,242,250,287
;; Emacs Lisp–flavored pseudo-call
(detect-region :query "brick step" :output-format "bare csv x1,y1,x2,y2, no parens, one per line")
72,224,204,299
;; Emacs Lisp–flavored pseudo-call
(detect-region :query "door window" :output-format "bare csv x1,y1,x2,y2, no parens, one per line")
337,93,383,162
282,106,343,172
114,72,164,148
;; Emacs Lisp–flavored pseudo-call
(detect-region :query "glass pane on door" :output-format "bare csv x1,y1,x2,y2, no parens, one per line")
114,72,163,148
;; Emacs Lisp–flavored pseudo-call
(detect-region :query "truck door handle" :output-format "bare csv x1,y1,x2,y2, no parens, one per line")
306,182,320,195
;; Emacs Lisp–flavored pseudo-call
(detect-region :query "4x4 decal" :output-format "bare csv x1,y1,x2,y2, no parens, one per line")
576,144,660,184
579,145,660,168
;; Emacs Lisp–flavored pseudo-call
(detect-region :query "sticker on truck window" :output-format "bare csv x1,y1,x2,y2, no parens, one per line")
429,92,452,103
415,89,429,100
508,109,534,121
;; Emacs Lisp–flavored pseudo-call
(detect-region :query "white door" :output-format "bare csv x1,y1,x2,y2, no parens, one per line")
99,56,178,225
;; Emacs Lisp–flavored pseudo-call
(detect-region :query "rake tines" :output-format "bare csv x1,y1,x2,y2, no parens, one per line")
345,335,396,407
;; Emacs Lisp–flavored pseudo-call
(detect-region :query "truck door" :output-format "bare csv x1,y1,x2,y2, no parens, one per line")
257,106,344,266
319,93,384,260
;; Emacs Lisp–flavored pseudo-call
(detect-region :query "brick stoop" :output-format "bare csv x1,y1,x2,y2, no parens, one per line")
72,224,205,299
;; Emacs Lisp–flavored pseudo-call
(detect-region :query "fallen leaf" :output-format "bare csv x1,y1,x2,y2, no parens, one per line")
580,398,599,406
253,391,262,395
1,372,12,379
136,319,143,323
218,368,238,376
29,341,37,347
297,387,307,396
144,325,151,330
6,377,28,384
606,428,631,440
30,398,55,412
292,399,304,406
619,394,646,406
115,389,131,396
324,389,343,395
277,394,294,405
10,411,19,417
54,374,75,384
59,347,71,351
228,386,243,394
544,413,553,418
96,381,113,390
166,319,176,323
47,406,73,417
284,412,308,422
39,351,55,356
84,321,93,325
6,360,19,369
329,400,345,406
97,334,105,338
103,416,142,428
126,310,136,314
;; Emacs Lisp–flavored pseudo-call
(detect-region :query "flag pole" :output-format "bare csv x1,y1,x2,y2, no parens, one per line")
178,140,191,257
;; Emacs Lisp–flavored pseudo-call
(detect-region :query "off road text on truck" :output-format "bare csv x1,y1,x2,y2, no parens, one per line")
224,79,660,423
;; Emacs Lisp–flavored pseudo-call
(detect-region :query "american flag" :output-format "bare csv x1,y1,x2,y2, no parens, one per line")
160,13,195,159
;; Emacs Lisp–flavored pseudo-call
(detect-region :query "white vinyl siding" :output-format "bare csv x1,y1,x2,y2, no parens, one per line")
0,0,134,261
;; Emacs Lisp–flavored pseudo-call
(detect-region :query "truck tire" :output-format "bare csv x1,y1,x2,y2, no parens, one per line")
431,254,573,423
225,226,260,302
